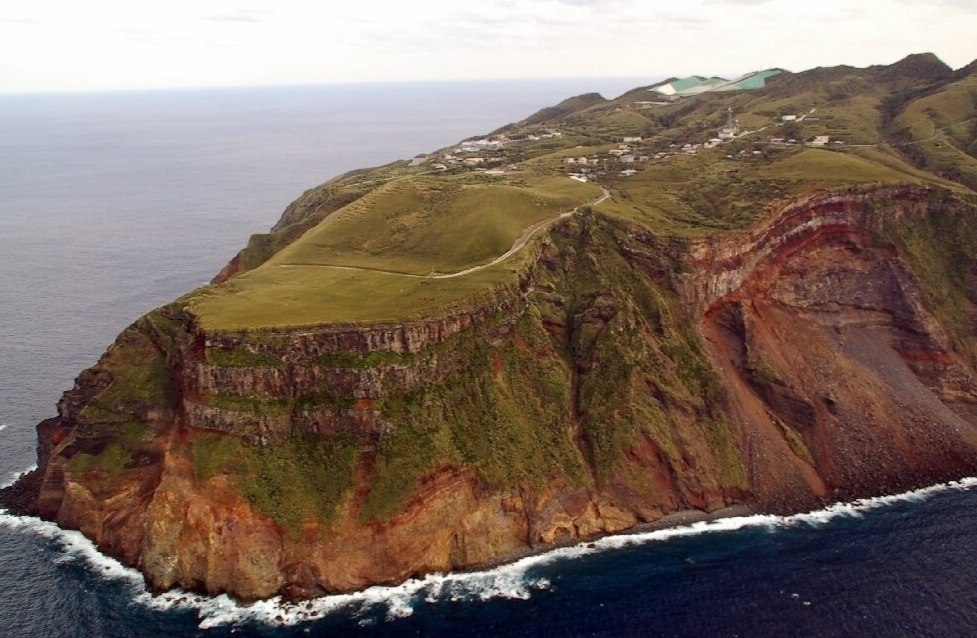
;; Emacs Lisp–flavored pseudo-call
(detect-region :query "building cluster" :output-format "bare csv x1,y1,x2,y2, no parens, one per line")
564,137,655,181
563,111,752,181
410,128,563,176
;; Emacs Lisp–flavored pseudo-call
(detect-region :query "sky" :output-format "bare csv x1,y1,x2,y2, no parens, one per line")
1,0,975,93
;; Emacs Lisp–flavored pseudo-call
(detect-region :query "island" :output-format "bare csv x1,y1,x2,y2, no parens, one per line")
4,52,977,602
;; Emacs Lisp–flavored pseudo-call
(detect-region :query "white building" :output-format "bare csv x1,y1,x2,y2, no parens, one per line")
810,135,831,147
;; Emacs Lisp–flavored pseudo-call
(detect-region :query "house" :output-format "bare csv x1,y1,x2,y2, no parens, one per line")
810,135,831,147
623,136,642,143
620,154,635,163
620,169,638,177
608,149,627,157
565,158,578,165
781,115,797,122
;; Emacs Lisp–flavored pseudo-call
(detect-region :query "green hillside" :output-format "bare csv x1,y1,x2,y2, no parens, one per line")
194,52,977,331
189,174,599,329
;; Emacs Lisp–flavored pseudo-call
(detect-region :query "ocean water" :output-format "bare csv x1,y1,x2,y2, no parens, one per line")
3,80,977,637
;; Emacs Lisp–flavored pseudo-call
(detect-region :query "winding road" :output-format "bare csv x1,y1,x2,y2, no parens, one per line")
430,186,610,279
292,185,610,280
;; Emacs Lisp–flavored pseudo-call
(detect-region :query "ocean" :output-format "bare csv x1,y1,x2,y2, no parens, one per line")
2,79,977,637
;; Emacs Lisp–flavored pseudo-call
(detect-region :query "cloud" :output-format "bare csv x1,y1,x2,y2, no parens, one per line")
895,0,977,9
0,17,38,24
200,11,262,23
657,11,712,26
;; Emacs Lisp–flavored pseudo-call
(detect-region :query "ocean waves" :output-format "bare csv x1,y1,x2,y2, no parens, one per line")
1,474,976,630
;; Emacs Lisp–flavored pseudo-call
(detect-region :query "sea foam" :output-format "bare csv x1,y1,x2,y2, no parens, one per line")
1,472,975,629
1,464,36,490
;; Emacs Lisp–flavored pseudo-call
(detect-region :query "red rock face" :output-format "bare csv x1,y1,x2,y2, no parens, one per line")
694,187,977,506
5,186,977,601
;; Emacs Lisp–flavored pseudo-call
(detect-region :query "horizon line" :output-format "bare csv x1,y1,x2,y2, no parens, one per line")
0,74,686,99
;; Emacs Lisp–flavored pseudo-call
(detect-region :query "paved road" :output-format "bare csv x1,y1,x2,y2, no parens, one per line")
430,186,610,279
290,184,611,280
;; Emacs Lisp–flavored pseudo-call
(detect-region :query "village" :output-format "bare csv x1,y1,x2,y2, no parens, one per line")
406,128,565,177
406,104,845,184
562,107,845,183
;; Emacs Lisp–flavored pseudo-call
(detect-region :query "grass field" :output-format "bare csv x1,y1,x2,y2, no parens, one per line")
596,148,927,236
187,259,525,330
187,175,598,330
755,148,918,184
273,175,596,274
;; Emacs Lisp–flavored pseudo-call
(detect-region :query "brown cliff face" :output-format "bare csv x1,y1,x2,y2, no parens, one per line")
687,187,977,507
5,186,977,601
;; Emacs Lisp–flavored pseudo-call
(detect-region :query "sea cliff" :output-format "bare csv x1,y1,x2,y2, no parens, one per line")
5,54,977,600
5,184,977,600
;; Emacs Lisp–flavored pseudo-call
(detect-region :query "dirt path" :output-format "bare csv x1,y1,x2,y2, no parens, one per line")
845,117,976,148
